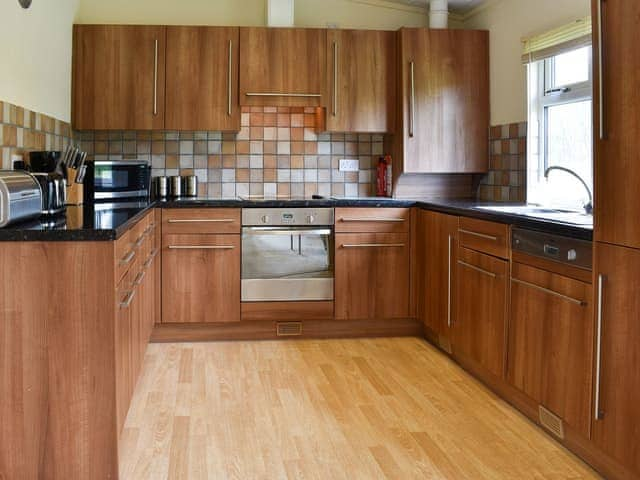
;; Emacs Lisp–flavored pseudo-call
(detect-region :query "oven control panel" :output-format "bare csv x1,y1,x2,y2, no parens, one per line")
242,208,335,226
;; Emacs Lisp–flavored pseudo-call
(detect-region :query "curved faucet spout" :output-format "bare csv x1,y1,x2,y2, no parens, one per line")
544,166,593,215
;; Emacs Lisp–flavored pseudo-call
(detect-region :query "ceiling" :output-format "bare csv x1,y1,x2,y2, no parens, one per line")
386,0,487,14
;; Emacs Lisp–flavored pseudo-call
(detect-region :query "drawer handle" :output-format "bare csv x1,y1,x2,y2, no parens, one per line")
457,260,497,278
119,250,136,265
168,245,235,250
511,278,586,306
341,217,406,223
341,243,405,248
167,219,236,223
119,290,136,309
134,235,145,247
133,270,146,286
143,249,159,268
245,92,322,98
458,228,499,241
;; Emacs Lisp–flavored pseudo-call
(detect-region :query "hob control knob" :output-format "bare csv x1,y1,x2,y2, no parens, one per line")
261,215,270,224
307,215,315,224
567,249,577,261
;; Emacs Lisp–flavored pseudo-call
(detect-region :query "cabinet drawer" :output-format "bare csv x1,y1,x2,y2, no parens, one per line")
115,229,135,283
335,208,410,233
458,217,509,259
162,208,241,234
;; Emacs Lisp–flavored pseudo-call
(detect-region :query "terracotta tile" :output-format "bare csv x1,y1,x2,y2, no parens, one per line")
0,101,3,122
222,155,236,168
2,125,17,147
291,141,305,155
277,113,290,127
250,141,263,154
277,107,290,114
241,106,251,113
304,142,317,155
290,107,304,114
95,142,107,154
290,127,304,141
166,155,179,168
236,141,250,154
509,123,519,138
304,183,318,196
290,155,304,169
208,155,222,168
264,106,277,113
222,132,236,141
194,141,207,155
303,114,315,127
263,155,277,169
15,107,24,127
250,106,263,113
490,125,501,140
236,168,250,182
166,141,178,154
277,183,290,197
250,113,264,126
152,141,165,154
250,127,264,140
263,141,276,154
222,141,236,154
518,138,526,154
291,114,304,127
345,142,358,155
263,113,277,126
264,168,276,182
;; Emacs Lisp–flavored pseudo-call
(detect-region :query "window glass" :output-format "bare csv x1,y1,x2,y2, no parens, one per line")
550,46,590,88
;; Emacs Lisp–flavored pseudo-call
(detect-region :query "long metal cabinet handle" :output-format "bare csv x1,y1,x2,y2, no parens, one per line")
245,92,322,98
167,218,235,223
168,245,235,250
228,39,233,116
333,41,338,116
597,0,605,140
594,273,605,420
153,39,159,116
447,235,453,327
409,61,415,138
120,290,136,309
511,278,586,306
341,243,405,249
341,217,405,223
458,228,499,241
457,260,496,278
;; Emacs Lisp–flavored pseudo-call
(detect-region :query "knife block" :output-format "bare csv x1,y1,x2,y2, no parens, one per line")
66,169,84,205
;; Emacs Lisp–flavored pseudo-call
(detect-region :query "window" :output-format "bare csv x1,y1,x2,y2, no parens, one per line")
527,45,593,210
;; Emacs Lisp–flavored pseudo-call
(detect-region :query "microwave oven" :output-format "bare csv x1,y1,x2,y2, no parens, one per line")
84,160,151,202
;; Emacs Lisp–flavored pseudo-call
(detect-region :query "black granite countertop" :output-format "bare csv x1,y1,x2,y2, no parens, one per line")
0,197,593,241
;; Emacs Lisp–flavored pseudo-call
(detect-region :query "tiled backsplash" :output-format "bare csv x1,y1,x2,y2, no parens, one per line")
477,122,527,202
76,107,383,198
0,100,74,169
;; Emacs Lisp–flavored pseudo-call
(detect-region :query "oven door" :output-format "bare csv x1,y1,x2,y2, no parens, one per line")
241,226,334,301
92,162,150,200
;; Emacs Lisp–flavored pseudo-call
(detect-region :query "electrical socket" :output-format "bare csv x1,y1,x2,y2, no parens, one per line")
339,159,359,172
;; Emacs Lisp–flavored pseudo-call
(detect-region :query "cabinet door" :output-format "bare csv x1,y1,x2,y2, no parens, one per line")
399,28,489,173
508,262,593,438
453,247,508,377
115,277,134,434
239,27,326,107
73,25,166,130
592,242,640,475
326,29,396,133
165,27,240,131
417,210,458,337
593,1,640,249
335,233,409,320
162,234,240,323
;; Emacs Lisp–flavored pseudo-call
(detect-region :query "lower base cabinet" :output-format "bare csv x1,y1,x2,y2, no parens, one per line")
507,262,593,438
162,234,241,323
335,232,410,320
453,246,508,378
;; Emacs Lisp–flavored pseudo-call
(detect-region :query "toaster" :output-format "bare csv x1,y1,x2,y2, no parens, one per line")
0,170,43,227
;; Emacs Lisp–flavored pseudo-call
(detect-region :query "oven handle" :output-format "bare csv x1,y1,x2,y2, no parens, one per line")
243,227,332,236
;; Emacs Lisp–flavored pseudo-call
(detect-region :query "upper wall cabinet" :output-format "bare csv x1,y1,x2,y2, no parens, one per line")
239,27,326,107
326,29,396,133
165,27,240,132
593,0,640,249
394,28,489,174
73,25,166,130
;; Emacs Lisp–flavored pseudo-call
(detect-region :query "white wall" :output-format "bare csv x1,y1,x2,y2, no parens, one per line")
0,0,79,122
75,0,429,30
465,0,591,125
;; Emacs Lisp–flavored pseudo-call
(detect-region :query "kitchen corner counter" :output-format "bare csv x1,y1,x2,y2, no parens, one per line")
0,196,593,242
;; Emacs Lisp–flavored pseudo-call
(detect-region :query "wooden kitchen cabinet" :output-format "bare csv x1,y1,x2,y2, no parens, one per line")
508,262,593,438
392,28,489,174
417,210,458,342
239,27,326,107
325,29,396,133
72,25,166,130
453,246,508,378
162,234,241,323
165,27,240,131
591,242,640,477
593,0,640,249
335,232,410,320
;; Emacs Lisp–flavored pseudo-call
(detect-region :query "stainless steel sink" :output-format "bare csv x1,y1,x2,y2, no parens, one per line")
474,205,593,226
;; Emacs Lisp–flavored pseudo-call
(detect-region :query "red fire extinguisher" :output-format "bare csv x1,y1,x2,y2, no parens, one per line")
376,155,393,197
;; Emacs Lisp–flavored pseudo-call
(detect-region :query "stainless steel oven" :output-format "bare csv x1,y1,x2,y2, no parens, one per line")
241,208,334,302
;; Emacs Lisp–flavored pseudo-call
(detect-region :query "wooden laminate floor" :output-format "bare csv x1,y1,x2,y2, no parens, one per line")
120,337,600,479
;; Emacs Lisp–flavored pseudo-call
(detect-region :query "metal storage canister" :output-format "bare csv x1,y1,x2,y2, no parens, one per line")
169,176,182,197
154,176,168,198
182,175,198,197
